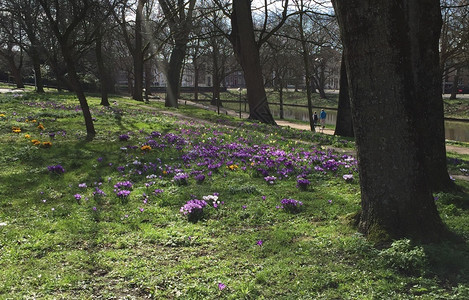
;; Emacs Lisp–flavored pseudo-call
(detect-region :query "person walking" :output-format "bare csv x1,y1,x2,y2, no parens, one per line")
313,111,319,125
319,109,327,130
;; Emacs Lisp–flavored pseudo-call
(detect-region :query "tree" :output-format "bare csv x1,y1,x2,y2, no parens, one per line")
38,0,103,138
228,0,284,124
334,52,353,137
440,0,469,100
115,0,149,101
332,0,447,241
0,6,25,88
199,5,235,106
158,0,197,108
3,0,46,92
298,0,317,131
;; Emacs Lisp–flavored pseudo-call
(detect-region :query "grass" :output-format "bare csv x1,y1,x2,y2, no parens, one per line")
1,91,469,299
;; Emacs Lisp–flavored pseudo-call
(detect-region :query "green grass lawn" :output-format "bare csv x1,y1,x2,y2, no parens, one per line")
1,91,469,299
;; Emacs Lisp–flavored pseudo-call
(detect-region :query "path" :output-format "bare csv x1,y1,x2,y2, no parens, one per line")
173,99,469,156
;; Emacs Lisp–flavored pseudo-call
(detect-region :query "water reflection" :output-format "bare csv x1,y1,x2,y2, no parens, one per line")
270,106,469,142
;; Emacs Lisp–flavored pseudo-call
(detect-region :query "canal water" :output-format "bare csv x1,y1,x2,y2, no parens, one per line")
270,107,469,143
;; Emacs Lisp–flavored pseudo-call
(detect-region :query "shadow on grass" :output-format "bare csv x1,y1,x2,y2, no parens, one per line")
423,183,469,286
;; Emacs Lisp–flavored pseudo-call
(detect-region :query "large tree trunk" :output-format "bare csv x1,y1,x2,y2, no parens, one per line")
298,9,315,132
32,58,44,93
333,0,446,242
409,0,453,191
165,42,186,108
96,34,110,106
211,77,221,106
210,42,222,106
6,55,24,88
63,52,96,138
334,53,354,137
230,0,276,125
28,39,45,93
132,0,145,102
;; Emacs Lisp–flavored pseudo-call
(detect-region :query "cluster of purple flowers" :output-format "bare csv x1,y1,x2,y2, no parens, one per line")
47,164,66,174
116,189,131,199
180,199,207,222
114,181,133,190
264,176,277,185
194,173,205,184
114,181,133,201
119,134,130,141
296,178,310,190
278,198,303,213
173,172,189,185
93,187,107,198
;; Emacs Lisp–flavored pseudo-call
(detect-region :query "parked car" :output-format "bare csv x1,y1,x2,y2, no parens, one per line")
443,83,469,94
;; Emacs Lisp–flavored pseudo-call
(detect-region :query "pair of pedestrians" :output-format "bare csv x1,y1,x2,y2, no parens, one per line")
313,109,327,131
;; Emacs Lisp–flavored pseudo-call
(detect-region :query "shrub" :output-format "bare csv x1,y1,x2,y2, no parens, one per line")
379,239,427,275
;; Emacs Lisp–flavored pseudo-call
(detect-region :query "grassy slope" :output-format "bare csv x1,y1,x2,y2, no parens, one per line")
0,91,468,299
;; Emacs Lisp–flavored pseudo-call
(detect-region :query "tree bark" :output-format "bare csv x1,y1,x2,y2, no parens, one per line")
449,70,459,100
210,39,222,106
132,0,145,102
165,42,186,108
333,0,446,242
230,0,276,125
96,33,110,106
6,55,24,88
298,6,315,132
334,53,353,137
279,86,284,119
32,58,44,93
145,60,152,102
63,52,96,137
409,0,454,191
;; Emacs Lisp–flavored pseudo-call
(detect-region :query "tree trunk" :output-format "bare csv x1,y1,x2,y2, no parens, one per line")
165,42,186,108
333,0,446,242
96,34,110,106
32,59,44,93
145,60,152,102
210,42,222,106
449,71,459,100
63,51,96,137
409,0,453,191
279,85,284,119
6,55,24,88
211,76,222,106
298,8,315,132
334,53,354,137
230,0,276,125
132,0,145,102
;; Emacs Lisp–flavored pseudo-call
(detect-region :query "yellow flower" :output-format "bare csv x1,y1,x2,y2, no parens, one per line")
37,123,45,130
228,164,239,171
0,113,5,117
42,141,52,148
24,134,31,139
31,139,41,146
31,119,37,123
12,126,21,133
141,145,152,151
162,170,167,175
